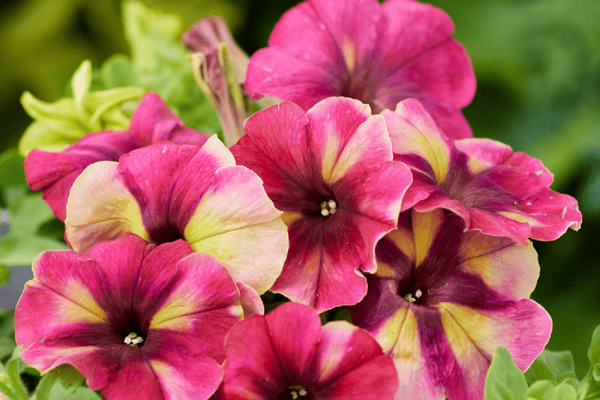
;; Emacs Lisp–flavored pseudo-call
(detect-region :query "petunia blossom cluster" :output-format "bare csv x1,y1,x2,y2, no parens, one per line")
13,0,582,399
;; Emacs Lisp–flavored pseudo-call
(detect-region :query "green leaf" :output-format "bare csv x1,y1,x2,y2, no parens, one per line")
525,358,557,385
72,60,92,106
593,363,600,381
100,55,136,89
0,309,15,339
484,347,528,400
8,194,55,236
538,349,576,380
18,121,78,156
0,150,26,190
36,365,87,400
35,365,102,400
530,381,578,400
588,325,600,366
116,0,221,136
0,337,16,361
0,264,10,287
577,325,600,400
0,195,68,267
526,380,557,399
6,359,27,400
19,60,143,157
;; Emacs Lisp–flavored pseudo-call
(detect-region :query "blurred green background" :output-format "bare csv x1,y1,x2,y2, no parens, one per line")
0,0,598,376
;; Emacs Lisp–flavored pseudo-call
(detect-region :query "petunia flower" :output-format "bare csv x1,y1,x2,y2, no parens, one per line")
245,0,476,139
231,97,412,312
384,98,582,243
350,209,552,400
216,302,399,400
15,233,243,400
64,136,288,302
24,92,210,221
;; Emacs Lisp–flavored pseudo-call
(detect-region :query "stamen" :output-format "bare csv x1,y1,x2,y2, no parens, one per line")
404,289,423,304
289,385,308,399
124,332,144,347
320,199,338,217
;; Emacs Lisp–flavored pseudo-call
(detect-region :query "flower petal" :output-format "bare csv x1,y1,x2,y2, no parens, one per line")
266,302,322,384
387,100,581,242
183,166,287,295
377,0,455,75
315,321,398,398
24,131,135,221
65,161,149,253
128,92,210,147
245,48,338,109
218,315,287,399
148,251,243,362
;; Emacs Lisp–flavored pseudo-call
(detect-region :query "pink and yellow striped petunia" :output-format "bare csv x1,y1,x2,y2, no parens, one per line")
64,136,288,302
231,97,412,312
350,209,552,400
15,233,243,400
384,98,582,243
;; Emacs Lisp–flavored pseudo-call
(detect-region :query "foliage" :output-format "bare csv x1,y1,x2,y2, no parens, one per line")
484,325,600,400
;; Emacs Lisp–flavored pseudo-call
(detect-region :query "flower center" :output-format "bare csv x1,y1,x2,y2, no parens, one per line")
320,199,337,217
123,332,144,347
287,385,309,400
403,289,423,304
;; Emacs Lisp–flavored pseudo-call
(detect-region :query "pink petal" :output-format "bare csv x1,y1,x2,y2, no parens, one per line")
270,215,369,312
265,302,322,384
145,249,243,360
24,131,135,221
245,48,338,109
315,321,398,398
306,98,386,185
377,0,455,73
218,315,288,399
129,92,210,147
232,101,314,209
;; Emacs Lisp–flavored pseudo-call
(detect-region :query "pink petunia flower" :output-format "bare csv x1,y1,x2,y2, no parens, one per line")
15,233,243,400
24,92,210,221
231,97,412,312
350,209,552,400
384,98,582,243
216,302,399,400
64,137,288,305
245,0,476,139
